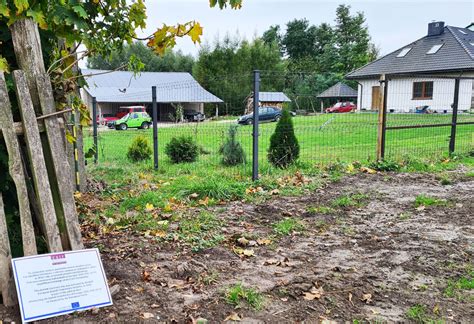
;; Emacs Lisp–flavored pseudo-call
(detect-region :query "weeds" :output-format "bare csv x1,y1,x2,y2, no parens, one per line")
273,218,305,236
414,195,449,208
444,270,474,299
307,206,335,214
225,283,264,310
177,211,224,252
331,193,368,208
406,304,427,322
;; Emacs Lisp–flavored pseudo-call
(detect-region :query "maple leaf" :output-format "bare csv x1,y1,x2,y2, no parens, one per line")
189,22,203,44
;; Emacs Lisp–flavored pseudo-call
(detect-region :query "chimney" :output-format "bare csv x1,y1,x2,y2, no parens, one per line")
428,21,445,36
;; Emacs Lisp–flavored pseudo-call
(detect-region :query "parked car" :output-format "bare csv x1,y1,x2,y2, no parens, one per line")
184,111,206,122
97,114,119,125
238,106,283,125
114,112,152,130
106,106,147,128
325,102,356,113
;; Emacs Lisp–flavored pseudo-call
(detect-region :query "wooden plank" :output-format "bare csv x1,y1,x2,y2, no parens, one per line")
12,70,63,253
10,18,47,113
0,73,37,256
36,74,84,250
0,193,17,306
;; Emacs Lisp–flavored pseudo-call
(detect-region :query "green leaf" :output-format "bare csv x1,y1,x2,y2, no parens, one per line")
13,0,28,14
0,57,9,73
72,5,87,19
0,0,10,17
26,9,47,29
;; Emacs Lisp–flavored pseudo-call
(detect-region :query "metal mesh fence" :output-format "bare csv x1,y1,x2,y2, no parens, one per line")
83,71,474,178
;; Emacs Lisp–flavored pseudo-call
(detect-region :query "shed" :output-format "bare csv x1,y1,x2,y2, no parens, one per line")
80,69,223,122
316,82,357,112
245,91,291,113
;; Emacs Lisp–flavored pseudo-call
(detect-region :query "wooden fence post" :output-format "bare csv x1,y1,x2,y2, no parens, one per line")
13,70,63,253
0,73,37,256
0,193,17,306
10,18,47,113
36,74,84,250
377,74,387,161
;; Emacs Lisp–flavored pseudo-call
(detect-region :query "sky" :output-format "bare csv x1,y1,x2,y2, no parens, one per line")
141,0,474,56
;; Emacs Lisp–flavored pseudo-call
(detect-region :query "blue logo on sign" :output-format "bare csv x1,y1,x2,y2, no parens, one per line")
71,302,80,309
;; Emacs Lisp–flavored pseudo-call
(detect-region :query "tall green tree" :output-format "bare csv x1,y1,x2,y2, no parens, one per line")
87,42,195,73
333,4,378,74
193,36,285,115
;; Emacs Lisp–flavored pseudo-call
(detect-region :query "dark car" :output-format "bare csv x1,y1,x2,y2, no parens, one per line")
184,111,206,122
238,106,283,125
325,102,356,113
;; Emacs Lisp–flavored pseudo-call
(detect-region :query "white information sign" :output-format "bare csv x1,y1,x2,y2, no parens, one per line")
11,248,113,323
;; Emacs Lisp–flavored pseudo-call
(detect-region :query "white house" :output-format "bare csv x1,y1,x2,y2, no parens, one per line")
346,22,474,113
80,69,223,121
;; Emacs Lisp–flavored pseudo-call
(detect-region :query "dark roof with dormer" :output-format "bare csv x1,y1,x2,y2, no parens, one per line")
346,25,474,79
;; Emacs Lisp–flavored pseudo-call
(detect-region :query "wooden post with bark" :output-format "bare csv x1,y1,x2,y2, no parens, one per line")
0,17,85,306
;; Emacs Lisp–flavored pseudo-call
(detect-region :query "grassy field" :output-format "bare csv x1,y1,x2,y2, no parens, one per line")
84,113,473,177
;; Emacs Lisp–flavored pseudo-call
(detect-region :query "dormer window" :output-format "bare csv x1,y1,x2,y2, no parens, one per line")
397,47,412,57
427,44,444,54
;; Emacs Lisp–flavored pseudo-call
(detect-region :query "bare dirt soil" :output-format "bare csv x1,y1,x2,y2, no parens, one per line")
1,171,473,323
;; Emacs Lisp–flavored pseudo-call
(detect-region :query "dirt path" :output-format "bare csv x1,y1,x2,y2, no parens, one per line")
1,171,473,323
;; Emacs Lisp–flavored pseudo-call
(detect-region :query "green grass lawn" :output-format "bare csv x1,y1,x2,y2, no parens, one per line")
84,113,474,176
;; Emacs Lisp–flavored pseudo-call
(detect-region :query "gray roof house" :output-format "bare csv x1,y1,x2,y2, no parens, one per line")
259,92,291,104
80,69,223,121
346,22,474,113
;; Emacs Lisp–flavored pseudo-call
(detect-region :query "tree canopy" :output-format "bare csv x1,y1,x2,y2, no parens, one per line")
87,42,195,74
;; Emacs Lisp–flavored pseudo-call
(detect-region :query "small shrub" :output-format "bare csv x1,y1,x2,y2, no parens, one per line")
268,109,299,168
368,159,400,171
220,125,246,166
127,136,152,162
165,136,198,164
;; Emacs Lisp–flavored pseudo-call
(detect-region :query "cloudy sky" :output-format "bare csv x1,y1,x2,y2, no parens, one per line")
141,0,473,56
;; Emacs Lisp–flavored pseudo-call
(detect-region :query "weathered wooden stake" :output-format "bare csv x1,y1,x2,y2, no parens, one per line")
0,193,17,306
37,74,84,250
0,73,37,256
10,18,47,113
13,70,63,253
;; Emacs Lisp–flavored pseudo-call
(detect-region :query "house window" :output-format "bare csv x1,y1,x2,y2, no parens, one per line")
396,47,412,57
427,44,443,54
413,82,433,100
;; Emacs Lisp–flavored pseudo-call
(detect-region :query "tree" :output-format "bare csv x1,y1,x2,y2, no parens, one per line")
282,19,318,60
88,42,195,73
333,4,376,74
193,35,285,115
268,109,300,168
262,25,283,55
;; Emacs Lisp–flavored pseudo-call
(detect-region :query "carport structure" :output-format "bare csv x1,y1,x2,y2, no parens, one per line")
317,82,357,112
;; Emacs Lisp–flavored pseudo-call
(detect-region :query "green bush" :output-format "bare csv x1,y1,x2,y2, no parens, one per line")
127,136,152,162
220,125,246,166
268,109,299,168
165,136,198,163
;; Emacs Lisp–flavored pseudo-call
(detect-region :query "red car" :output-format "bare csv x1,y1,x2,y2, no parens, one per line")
325,102,356,113
98,106,147,126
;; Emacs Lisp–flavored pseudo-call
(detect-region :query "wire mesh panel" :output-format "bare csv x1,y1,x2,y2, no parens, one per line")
385,76,474,160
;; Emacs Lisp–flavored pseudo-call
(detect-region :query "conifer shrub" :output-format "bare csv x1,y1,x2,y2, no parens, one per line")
220,125,246,166
127,136,152,162
268,109,299,168
165,136,199,163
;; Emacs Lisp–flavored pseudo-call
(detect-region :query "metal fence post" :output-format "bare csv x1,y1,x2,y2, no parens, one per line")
152,86,158,170
449,78,460,155
92,97,98,164
252,70,260,181
376,74,387,161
